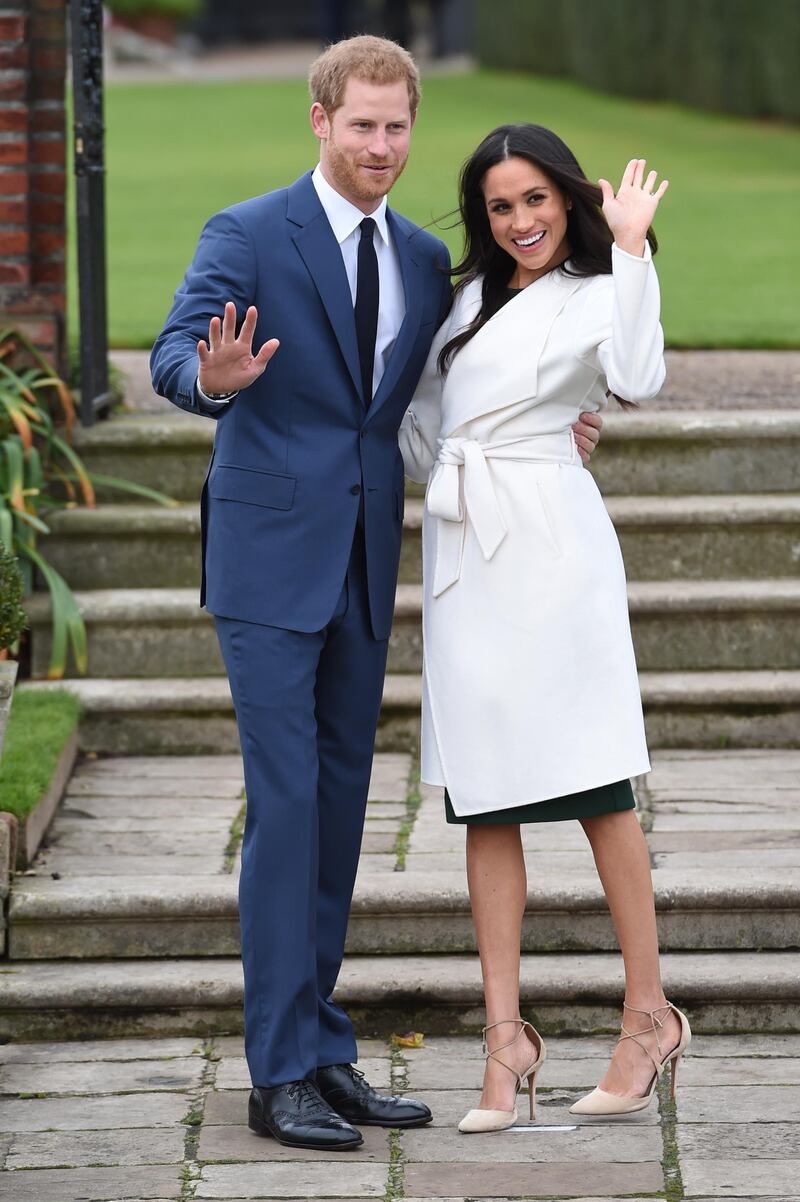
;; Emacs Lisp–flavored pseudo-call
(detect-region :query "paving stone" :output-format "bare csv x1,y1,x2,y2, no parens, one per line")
214,1057,390,1092
650,831,800,852
66,777,243,797
33,853,227,876
654,795,800,813
0,1091,188,1132
364,803,405,818
45,831,231,856
197,1123,391,1163
0,1164,182,1200
400,1123,663,1161
677,1086,800,1123
653,850,800,871
652,813,800,831
403,1161,664,1197
403,1056,608,1091
0,1057,203,1096
403,1036,618,1061
55,816,234,834
209,1037,389,1061
679,1057,800,1086
73,756,243,778
353,854,396,875
195,1161,388,1197
681,1158,800,1197
687,1035,800,1058
6,1125,185,1169
678,1123,800,1158
58,797,243,819
0,1037,201,1063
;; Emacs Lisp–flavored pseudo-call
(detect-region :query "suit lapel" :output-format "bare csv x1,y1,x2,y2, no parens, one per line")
366,209,423,418
288,173,363,403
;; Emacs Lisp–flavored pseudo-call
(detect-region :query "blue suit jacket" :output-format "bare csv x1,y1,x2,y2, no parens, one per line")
150,172,451,640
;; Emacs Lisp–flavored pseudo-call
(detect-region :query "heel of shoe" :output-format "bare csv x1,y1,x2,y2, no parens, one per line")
248,1108,271,1137
527,1069,539,1121
669,1052,681,1101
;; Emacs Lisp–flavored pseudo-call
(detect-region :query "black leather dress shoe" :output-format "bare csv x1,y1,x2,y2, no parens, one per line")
248,1080,363,1150
315,1063,433,1128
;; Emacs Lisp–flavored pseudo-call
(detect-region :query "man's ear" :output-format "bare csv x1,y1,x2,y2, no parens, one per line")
310,102,331,142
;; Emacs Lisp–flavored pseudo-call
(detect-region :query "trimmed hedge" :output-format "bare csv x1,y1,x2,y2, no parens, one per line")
475,0,799,122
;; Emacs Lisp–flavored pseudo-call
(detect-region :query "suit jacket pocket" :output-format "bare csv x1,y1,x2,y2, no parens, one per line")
209,463,296,510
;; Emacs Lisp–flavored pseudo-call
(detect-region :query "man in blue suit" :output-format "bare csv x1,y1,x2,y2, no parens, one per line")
152,35,600,1151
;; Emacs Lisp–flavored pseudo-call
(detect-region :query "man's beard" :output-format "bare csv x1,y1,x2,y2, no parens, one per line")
326,137,407,203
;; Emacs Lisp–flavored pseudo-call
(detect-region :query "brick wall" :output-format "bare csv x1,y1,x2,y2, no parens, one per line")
0,0,66,371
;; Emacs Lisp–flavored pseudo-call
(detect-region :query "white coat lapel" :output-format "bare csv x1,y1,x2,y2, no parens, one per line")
440,270,585,437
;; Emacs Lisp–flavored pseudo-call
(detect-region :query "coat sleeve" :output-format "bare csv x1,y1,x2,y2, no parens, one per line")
149,208,257,420
574,242,666,402
398,268,459,484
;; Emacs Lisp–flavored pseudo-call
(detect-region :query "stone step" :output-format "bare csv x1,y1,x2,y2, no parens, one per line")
9,866,800,961
41,493,800,589
27,580,800,679
73,410,800,501
18,670,800,753
1,951,797,1040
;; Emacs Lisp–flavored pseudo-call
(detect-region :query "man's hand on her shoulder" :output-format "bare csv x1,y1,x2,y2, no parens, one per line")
573,411,603,463
197,302,280,394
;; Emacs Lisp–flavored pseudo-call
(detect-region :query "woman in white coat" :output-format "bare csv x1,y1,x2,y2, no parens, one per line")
400,125,690,1132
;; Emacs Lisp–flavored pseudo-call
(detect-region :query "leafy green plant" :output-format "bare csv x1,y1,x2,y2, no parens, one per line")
0,326,174,678
0,543,27,654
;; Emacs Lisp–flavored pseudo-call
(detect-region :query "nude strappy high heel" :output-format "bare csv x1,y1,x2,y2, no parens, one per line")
569,1000,691,1116
458,1019,546,1133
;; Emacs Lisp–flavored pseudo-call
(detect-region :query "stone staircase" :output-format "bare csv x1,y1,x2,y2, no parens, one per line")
3,747,800,1040
20,406,800,752
6,365,800,1039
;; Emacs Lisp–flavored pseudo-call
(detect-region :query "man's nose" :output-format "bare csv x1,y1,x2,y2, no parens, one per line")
368,130,389,157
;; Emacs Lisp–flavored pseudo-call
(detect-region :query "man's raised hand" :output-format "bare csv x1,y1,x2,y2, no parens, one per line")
197,302,280,394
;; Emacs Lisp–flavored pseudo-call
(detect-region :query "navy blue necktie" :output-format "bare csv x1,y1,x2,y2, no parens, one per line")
355,217,379,408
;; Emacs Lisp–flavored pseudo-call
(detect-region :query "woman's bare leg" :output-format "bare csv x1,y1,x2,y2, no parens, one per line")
580,808,682,1095
466,823,541,1111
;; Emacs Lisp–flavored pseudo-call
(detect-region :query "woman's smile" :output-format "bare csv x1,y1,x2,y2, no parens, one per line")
511,229,547,251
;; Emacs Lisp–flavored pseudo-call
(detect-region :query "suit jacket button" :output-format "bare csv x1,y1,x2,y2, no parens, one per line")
350,484,361,495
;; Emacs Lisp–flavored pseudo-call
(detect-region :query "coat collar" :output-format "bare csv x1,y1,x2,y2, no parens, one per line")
288,172,363,401
440,268,585,437
288,171,424,415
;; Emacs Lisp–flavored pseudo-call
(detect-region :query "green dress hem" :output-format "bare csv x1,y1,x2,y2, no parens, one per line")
444,778,635,825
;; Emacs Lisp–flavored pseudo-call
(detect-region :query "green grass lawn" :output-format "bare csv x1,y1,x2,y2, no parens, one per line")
0,690,81,821
78,69,800,349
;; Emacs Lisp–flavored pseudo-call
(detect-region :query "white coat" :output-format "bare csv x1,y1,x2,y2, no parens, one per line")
399,243,665,816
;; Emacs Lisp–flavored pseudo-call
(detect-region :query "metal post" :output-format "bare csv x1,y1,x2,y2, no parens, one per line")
70,0,112,426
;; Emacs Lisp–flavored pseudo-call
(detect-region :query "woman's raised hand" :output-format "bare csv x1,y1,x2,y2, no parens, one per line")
197,302,280,394
598,159,668,257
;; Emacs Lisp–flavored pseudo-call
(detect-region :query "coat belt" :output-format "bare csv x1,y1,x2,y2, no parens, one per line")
426,431,578,596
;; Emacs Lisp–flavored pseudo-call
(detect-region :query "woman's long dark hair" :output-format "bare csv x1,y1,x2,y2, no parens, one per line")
438,124,658,388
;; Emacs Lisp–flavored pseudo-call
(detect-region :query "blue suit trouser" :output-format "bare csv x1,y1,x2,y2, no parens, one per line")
214,527,390,1088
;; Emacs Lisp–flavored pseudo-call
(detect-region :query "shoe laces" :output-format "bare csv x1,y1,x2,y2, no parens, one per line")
285,1078,330,1116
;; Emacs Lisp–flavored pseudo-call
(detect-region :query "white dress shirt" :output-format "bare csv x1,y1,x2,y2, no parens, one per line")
197,165,406,406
